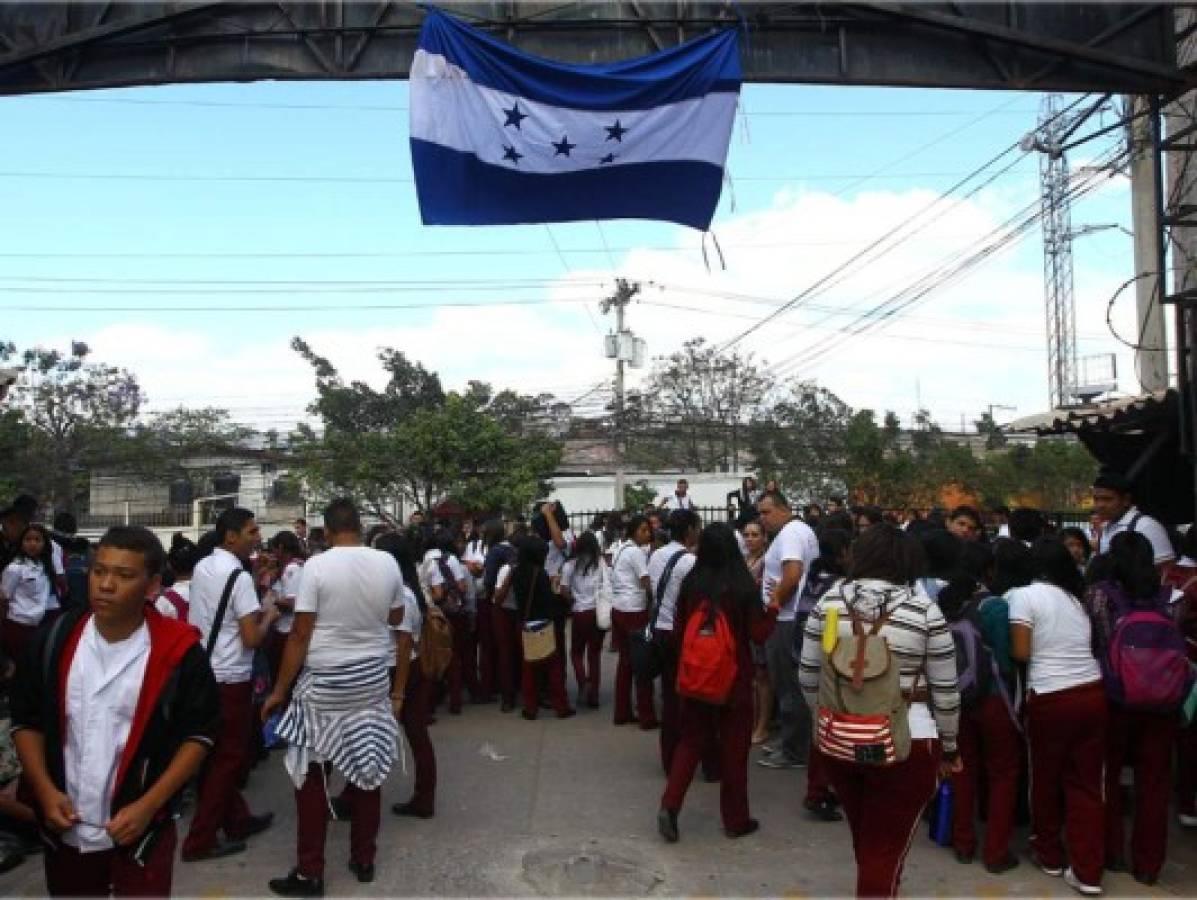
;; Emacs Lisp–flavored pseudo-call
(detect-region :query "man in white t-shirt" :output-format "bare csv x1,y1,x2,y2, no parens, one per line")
182,508,279,863
1092,471,1175,569
659,479,695,511
756,491,819,770
262,499,404,895
648,509,701,775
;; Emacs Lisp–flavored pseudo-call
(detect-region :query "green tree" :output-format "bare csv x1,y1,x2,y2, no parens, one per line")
623,479,657,511
8,342,142,511
747,381,852,503
292,342,561,519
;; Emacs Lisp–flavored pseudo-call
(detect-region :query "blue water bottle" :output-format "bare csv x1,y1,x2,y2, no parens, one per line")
930,781,954,846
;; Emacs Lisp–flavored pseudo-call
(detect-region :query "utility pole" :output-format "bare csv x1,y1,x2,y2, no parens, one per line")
601,279,643,509
1127,95,1169,392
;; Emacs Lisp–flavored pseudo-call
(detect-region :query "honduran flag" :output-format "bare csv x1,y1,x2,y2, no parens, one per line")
409,7,741,231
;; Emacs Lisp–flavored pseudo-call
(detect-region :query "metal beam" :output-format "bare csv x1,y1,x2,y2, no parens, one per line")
853,2,1187,90
0,2,1182,96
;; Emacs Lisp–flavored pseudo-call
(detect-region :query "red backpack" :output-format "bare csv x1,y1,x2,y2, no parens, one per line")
676,599,738,705
159,588,189,622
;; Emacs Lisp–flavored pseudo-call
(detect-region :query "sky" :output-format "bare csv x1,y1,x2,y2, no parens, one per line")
0,66,1149,437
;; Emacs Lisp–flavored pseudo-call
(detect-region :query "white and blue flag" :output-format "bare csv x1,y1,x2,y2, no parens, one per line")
409,7,741,230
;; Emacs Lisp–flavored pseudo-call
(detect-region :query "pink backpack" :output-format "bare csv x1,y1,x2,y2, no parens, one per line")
1105,585,1191,712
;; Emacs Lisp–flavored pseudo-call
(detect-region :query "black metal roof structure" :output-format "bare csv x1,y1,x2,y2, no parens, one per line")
0,2,1187,97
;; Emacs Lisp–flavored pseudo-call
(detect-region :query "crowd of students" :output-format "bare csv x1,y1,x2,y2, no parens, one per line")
0,467,1194,897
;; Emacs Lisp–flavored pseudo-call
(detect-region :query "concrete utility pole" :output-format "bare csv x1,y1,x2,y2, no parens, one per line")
1128,95,1170,392
601,279,643,509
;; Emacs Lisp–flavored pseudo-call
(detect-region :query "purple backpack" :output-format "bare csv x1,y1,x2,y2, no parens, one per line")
1104,584,1192,712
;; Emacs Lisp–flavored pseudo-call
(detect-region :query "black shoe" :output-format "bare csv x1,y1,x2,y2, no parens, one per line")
657,808,679,843
725,818,760,838
182,837,248,862
500,701,514,713
1133,870,1158,887
954,849,975,865
521,709,538,721
805,799,844,822
0,846,24,876
586,698,600,709
329,795,351,821
984,854,1020,875
557,708,577,719
230,812,274,841
1105,855,1128,873
348,861,375,883
391,801,434,819
268,870,324,897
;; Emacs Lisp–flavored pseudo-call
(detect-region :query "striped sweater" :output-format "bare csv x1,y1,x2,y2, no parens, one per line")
799,578,960,753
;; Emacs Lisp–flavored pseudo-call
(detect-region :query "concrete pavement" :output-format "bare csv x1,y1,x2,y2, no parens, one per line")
5,659,1197,897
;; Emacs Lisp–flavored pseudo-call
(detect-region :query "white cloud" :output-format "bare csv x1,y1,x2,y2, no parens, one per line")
56,180,1142,433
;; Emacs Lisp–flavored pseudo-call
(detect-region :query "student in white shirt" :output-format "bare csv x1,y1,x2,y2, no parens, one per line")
374,531,438,820
648,509,700,773
11,526,219,898
659,479,695,511
426,532,480,713
461,528,494,702
755,491,819,770
609,515,654,728
181,509,278,864
560,531,607,709
1,524,57,664
1092,471,1175,568
1009,537,1106,894
261,499,405,895
263,531,305,687
155,534,199,622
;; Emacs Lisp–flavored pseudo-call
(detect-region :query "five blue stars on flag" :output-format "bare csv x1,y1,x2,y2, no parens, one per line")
500,101,627,166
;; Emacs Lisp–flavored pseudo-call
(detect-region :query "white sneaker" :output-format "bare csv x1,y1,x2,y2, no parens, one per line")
1179,812,1197,828
1064,867,1103,896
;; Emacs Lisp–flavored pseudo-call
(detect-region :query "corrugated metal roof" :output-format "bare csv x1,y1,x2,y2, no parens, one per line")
1004,389,1174,435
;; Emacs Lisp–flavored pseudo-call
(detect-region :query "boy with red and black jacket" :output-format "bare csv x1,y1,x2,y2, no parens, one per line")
10,526,219,897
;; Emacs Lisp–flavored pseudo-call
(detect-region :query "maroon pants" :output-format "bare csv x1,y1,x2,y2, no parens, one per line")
951,694,1022,866
401,665,437,815
1177,716,1197,817
826,739,940,898
295,764,379,879
570,610,604,706
1026,681,1108,886
657,633,720,779
611,609,655,726
45,822,176,897
804,746,834,807
182,681,255,855
1,619,38,668
446,611,481,711
521,647,570,716
661,694,753,830
1105,706,1176,879
491,605,522,708
475,597,497,700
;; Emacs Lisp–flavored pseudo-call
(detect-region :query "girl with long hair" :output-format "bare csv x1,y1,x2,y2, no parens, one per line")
496,536,573,720
1084,531,1179,886
658,523,778,842
743,521,772,746
374,530,438,819
0,524,57,663
1010,536,1106,895
561,530,606,709
798,525,961,898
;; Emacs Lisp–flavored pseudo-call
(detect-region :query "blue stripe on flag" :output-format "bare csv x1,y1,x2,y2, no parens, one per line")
418,7,740,112
411,138,724,230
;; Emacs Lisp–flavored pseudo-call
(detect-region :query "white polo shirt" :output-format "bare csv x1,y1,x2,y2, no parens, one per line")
273,560,304,635
646,541,696,632
611,543,650,613
62,619,150,853
561,558,604,613
1099,506,1175,564
1,558,53,626
189,548,260,684
761,518,819,622
546,529,575,579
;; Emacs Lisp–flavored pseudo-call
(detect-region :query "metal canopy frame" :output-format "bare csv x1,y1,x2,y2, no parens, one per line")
0,2,1186,97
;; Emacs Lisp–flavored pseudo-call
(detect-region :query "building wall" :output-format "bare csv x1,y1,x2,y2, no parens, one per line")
549,472,749,514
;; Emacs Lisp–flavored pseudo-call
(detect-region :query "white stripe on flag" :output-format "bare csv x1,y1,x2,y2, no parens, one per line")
410,49,737,173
